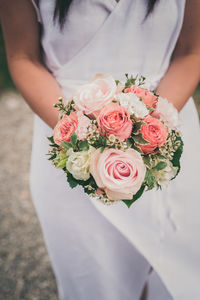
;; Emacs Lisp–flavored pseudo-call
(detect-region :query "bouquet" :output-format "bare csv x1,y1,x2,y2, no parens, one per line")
47,74,183,207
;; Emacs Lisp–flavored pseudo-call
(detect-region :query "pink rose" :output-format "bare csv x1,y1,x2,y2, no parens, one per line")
75,111,91,140
53,112,78,145
73,74,117,116
90,148,146,201
124,85,157,108
97,102,132,141
138,116,168,154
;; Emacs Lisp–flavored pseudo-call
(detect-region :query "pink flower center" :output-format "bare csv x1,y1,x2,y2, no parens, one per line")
115,162,131,178
60,122,73,137
148,125,160,137
106,159,136,180
105,112,123,127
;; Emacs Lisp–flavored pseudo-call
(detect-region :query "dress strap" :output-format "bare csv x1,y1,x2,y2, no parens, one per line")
31,0,42,23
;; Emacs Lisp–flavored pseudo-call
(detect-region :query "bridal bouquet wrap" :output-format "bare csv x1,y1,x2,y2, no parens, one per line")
47,74,183,207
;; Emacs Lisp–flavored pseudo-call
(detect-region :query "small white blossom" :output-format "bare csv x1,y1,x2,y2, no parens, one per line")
108,134,116,143
159,130,182,160
86,120,100,144
106,134,129,150
89,194,120,205
115,93,149,118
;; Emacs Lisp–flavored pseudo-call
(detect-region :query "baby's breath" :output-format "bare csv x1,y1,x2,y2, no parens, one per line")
159,130,182,160
106,134,129,150
53,98,75,115
90,194,120,205
85,120,100,144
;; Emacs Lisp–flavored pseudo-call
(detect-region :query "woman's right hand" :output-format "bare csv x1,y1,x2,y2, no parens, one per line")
0,0,64,128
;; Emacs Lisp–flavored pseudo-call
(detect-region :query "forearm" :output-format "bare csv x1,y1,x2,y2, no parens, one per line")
156,54,200,111
8,57,63,128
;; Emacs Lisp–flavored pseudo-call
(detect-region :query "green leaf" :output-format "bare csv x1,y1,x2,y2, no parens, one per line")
133,133,149,145
49,143,60,148
78,140,89,151
157,184,162,190
101,136,107,146
138,76,146,86
171,144,183,168
56,158,67,169
83,187,94,195
132,143,143,153
60,141,72,150
124,74,136,88
145,170,155,190
156,153,166,160
47,136,54,144
66,173,98,191
71,132,78,147
143,155,151,168
86,175,98,190
122,185,145,208
171,143,183,177
48,154,57,160
147,107,154,112
66,172,78,188
152,161,167,171
132,121,144,134
126,138,132,148
100,146,106,153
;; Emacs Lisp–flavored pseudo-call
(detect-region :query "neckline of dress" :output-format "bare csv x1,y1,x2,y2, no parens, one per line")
54,0,127,77
107,0,125,12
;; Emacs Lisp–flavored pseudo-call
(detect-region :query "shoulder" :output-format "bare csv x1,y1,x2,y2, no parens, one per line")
0,0,41,61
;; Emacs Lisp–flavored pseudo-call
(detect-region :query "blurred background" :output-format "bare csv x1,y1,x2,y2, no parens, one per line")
0,24,200,299
0,27,58,299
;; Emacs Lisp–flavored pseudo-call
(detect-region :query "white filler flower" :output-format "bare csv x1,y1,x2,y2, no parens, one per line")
153,97,180,130
115,93,149,118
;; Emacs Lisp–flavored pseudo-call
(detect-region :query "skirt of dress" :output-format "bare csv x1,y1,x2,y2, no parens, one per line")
30,97,200,300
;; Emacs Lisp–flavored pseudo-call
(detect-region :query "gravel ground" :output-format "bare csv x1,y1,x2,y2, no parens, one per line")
0,91,58,300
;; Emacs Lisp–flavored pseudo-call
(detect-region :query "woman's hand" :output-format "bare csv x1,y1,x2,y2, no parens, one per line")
0,0,64,128
156,0,200,112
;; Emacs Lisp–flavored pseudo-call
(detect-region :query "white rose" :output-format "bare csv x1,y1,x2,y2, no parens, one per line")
66,147,95,181
73,74,117,116
152,97,180,130
152,160,178,188
115,92,149,118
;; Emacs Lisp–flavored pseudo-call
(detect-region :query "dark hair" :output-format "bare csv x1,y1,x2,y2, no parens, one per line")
54,0,160,29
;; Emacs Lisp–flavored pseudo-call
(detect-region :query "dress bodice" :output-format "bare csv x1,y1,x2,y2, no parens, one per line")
32,0,186,97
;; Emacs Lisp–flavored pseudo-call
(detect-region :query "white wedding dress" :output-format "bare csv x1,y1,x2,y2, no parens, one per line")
30,1,200,299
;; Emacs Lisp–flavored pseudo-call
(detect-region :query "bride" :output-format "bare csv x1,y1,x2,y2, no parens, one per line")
1,0,200,299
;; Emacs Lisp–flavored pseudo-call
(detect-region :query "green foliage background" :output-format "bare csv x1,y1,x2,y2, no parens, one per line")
0,24,199,115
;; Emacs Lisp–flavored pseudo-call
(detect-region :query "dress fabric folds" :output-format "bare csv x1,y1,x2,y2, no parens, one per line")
30,0,200,299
